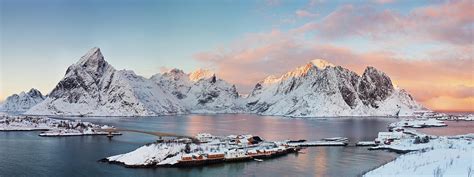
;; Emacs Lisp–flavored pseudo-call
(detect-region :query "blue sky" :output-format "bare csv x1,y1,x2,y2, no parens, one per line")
0,0,270,97
1,0,472,111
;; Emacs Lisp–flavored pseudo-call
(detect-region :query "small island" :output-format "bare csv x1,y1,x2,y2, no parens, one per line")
0,115,120,137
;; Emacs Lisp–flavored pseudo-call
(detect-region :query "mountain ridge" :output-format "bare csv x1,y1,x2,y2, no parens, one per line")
0,47,426,116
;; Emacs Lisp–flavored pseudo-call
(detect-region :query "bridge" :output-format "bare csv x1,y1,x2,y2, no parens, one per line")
94,128,200,143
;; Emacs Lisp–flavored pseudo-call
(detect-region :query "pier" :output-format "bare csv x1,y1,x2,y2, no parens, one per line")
93,128,199,142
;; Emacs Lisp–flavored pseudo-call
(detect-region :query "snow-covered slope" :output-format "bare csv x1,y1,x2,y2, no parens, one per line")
246,59,425,117
152,69,242,113
21,48,425,117
0,88,45,113
26,47,185,116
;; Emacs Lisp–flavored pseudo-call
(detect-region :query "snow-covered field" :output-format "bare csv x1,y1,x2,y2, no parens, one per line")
365,144,473,177
365,118,474,177
107,142,186,166
0,115,117,136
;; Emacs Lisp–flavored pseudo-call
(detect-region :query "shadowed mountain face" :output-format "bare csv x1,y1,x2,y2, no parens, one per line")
27,48,186,116
246,59,424,117
49,47,114,102
26,48,240,116
358,66,395,108
14,48,424,117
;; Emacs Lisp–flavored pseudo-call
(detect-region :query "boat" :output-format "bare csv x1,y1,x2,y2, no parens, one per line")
254,158,263,162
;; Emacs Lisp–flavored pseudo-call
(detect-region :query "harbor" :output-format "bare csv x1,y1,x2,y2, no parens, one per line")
101,131,382,168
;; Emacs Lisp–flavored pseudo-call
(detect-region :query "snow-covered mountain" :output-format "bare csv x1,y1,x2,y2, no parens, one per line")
246,59,425,117
26,47,185,116
21,48,425,117
0,88,45,113
152,69,242,113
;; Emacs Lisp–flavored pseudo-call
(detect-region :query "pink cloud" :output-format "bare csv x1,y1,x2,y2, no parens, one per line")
410,0,474,45
315,5,405,39
194,1,474,111
299,0,473,45
194,29,473,111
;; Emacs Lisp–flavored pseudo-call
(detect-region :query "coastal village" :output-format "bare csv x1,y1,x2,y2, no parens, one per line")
103,132,352,167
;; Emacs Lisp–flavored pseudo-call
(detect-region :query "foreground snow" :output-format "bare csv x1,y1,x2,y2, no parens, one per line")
365,143,473,177
365,125,474,177
0,115,117,136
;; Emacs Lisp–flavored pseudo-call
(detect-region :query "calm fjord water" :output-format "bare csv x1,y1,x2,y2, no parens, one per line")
0,114,399,177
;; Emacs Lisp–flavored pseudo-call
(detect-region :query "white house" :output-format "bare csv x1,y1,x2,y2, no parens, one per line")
376,132,403,141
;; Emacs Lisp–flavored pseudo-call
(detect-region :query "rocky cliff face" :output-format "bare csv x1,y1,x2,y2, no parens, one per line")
358,66,395,108
1,88,45,113
246,59,425,117
152,69,242,113
27,48,185,116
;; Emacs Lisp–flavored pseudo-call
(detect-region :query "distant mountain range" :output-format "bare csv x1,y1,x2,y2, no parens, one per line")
0,88,45,113
1,47,425,117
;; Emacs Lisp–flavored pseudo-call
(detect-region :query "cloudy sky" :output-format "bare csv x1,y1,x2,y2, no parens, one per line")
1,0,473,111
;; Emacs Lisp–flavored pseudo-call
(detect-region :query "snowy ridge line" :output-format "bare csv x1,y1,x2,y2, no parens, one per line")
2,47,426,117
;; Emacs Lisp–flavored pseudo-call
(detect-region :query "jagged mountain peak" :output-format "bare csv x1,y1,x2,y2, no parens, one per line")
23,47,424,117
26,88,44,98
310,59,335,70
160,68,188,81
68,47,112,78
29,47,186,116
78,47,104,65
189,68,214,82
363,66,384,75
247,60,424,117
165,68,186,75
261,59,333,85
360,66,393,88
0,88,45,113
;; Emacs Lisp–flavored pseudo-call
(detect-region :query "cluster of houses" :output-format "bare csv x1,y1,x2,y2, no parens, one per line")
175,133,299,166
375,131,405,145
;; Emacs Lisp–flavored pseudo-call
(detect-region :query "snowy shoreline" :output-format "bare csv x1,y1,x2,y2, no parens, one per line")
101,134,357,168
363,118,474,177
0,115,119,137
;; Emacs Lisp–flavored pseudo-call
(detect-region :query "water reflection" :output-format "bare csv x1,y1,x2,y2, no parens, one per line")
314,147,328,176
1,115,401,177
